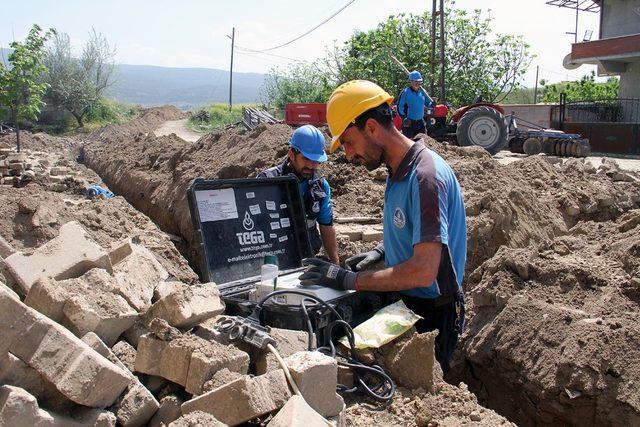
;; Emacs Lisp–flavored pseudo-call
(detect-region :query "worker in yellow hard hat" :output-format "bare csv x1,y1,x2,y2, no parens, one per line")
299,80,468,374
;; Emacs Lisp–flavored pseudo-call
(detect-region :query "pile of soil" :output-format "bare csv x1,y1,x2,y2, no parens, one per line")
455,209,640,426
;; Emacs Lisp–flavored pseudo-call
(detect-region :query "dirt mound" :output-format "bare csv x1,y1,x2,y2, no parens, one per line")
456,209,640,426
82,120,639,276
0,132,79,153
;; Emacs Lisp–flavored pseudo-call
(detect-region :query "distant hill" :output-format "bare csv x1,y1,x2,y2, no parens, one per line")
1,48,265,109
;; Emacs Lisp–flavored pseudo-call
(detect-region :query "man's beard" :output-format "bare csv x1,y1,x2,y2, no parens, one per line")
296,167,314,180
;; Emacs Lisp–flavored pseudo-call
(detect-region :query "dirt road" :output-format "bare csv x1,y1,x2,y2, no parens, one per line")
154,119,202,143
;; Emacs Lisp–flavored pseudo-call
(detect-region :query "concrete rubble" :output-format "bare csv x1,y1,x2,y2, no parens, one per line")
267,395,328,427
283,351,344,418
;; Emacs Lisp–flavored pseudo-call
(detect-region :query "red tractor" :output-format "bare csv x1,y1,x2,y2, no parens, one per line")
393,96,509,155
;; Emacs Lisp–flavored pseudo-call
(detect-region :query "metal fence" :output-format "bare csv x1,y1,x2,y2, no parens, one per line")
551,97,640,124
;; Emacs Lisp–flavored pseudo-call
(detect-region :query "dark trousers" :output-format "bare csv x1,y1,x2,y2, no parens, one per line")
401,119,426,139
401,292,465,375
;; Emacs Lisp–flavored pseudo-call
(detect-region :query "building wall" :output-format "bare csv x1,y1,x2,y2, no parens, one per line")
620,62,640,101
503,104,553,129
601,0,640,38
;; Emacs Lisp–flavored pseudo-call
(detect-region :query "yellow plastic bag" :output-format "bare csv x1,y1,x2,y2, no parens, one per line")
340,300,422,349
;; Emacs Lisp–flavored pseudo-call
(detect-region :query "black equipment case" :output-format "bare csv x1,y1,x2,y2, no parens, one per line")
187,177,395,344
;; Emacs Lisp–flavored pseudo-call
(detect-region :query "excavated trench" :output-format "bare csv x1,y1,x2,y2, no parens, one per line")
79,109,640,425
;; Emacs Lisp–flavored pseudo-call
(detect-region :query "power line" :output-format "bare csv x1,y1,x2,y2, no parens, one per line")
242,0,356,52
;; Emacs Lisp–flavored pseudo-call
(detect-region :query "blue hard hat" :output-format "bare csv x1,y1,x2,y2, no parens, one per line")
409,70,423,82
289,125,328,162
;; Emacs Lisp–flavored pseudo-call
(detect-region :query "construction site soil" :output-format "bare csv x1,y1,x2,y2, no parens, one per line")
2,106,639,426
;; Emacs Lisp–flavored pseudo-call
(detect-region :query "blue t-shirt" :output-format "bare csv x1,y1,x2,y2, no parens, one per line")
397,87,435,121
383,142,467,299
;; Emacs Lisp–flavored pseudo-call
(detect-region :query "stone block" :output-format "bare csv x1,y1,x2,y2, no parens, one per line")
201,368,245,394
361,229,383,243
149,395,183,427
284,351,344,417
181,369,291,425
113,244,168,312
6,153,26,163
3,221,112,294
108,239,133,266
160,336,198,386
50,166,68,176
0,384,117,427
169,411,226,427
135,334,167,377
185,339,249,395
0,288,130,407
380,330,438,392
267,395,327,426
111,341,137,373
25,278,69,321
147,317,182,342
63,293,138,346
153,280,182,301
255,327,313,375
82,332,159,427
146,282,225,329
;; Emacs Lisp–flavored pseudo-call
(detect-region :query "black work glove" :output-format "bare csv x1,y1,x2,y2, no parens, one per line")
345,245,384,272
299,258,358,291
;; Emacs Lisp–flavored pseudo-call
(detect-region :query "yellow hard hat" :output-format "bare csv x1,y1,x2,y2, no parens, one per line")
327,80,393,153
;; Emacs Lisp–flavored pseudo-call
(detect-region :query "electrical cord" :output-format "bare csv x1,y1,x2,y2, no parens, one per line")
267,343,302,396
255,290,396,403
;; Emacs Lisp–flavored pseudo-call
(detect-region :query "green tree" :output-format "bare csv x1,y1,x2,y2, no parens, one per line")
0,24,54,151
44,29,116,127
541,71,619,102
260,61,333,111
325,7,532,107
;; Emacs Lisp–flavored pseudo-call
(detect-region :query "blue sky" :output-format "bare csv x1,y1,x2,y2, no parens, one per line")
2,0,601,86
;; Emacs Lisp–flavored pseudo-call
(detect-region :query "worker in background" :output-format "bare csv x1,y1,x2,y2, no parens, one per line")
300,80,466,374
257,125,339,264
397,70,435,139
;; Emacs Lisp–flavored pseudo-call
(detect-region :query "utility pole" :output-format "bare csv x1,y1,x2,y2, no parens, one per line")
533,65,539,104
228,27,235,111
430,0,436,96
439,0,445,102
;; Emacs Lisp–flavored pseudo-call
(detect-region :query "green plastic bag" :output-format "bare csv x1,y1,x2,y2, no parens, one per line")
340,300,422,349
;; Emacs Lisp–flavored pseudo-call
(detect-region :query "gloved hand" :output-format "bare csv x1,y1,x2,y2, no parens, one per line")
299,258,358,291
345,246,384,272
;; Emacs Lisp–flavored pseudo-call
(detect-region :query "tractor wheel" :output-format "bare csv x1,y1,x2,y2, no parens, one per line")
455,106,508,155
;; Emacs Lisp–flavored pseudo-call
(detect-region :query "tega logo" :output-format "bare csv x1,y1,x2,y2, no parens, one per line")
393,207,406,229
242,211,254,231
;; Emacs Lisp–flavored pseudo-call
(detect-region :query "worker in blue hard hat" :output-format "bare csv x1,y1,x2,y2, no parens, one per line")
257,125,339,264
397,70,435,138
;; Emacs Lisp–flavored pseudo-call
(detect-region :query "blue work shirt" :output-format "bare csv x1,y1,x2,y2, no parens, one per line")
397,87,435,121
257,159,333,253
383,141,467,298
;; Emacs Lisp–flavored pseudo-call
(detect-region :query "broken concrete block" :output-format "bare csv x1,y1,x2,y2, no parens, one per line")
113,244,168,312
361,229,383,243
181,369,291,425
0,288,130,408
202,368,245,394
3,221,112,295
185,339,250,395
380,330,438,392
146,282,224,329
169,410,226,427
267,395,327,426
25,277,70,321
255,327,314,375
160,336,198,386
135,334,168,377
284,351,344,417
82,332,160,427
0,385,117,427
123,319,149,348
112,341,137,373
108,239,133,266
153,280,182,301
63,292,138,346
50,166,68,176
149,395,184,427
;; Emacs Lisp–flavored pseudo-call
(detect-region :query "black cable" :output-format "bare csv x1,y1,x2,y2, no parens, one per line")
256,290,396,402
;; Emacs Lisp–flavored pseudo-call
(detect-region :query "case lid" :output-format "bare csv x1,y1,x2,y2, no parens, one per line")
187,177,313,286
